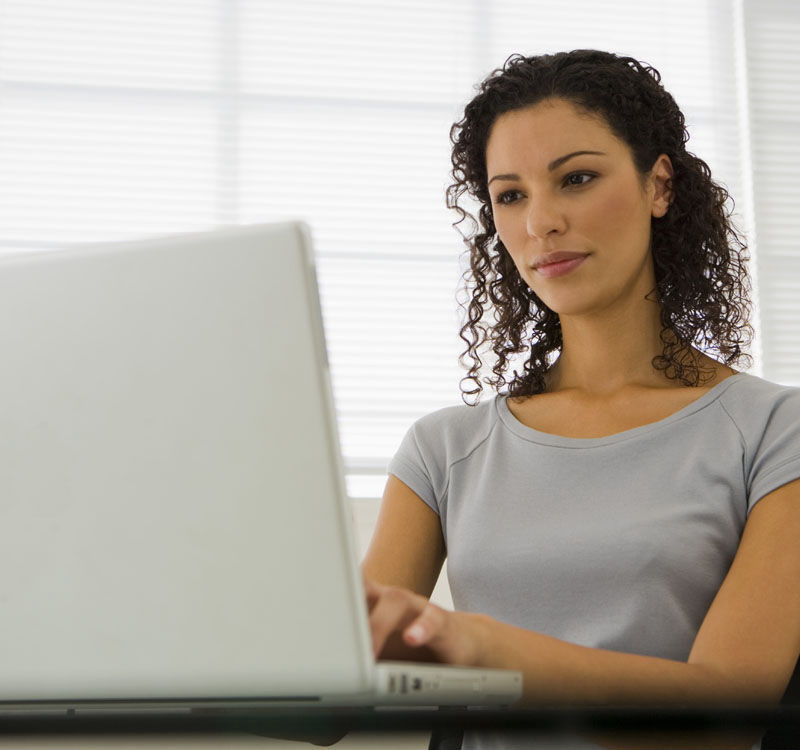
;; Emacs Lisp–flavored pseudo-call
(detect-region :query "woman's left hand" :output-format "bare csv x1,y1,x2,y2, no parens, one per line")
364,577,491,666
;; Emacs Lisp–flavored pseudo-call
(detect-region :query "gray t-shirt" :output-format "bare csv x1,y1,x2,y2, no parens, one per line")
387,372,800,750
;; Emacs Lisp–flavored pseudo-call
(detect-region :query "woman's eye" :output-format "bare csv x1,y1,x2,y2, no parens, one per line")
563,172,595,187
495,190,522,205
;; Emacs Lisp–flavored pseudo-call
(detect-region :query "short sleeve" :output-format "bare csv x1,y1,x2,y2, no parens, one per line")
385,400,495,521
746,387,800,513
387,421,441,516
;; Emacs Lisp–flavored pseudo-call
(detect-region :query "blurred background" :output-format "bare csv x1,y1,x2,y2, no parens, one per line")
1,0,798,549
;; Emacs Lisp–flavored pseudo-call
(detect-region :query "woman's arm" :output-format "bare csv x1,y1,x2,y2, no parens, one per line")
367,476,800,706
362,474,445,597
360,475,447,662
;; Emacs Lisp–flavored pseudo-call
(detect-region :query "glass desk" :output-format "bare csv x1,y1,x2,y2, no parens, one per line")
0,705,796,746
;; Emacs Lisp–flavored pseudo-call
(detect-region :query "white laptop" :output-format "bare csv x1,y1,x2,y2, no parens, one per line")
0,221,521,712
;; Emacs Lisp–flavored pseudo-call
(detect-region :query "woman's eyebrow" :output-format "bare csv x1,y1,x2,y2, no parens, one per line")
547,149,606,171
488,150,607,186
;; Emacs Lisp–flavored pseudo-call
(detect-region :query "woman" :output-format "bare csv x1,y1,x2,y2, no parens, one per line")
362,51,800,749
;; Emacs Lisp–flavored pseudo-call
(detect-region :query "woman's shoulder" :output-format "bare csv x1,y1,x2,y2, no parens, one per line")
408,394,500,436
717,372,800,510
716,371,800,433
390,396,502,501
718,370,800,404
399,395,502,461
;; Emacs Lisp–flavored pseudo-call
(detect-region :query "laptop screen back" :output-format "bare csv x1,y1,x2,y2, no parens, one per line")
0,222,374,702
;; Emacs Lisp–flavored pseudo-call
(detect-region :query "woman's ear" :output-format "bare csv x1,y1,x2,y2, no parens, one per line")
650,154,674,218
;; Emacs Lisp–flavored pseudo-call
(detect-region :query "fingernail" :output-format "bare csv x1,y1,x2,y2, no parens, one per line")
406,624,425,644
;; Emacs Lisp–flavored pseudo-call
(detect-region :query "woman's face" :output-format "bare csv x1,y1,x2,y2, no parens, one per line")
484,98,672,318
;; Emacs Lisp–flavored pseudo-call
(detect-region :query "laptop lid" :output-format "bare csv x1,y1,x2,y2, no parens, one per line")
0,221,376,703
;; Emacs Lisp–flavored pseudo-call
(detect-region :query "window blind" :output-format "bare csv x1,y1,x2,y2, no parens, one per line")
1,0,788,504
742,0,800,386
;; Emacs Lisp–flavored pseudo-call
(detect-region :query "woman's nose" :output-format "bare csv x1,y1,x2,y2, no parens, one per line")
526,197,567,239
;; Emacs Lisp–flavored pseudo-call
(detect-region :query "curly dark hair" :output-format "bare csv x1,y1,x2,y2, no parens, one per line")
447,49,754,404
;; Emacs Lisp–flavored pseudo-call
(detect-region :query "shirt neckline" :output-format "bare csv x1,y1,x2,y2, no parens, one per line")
496,371,749,448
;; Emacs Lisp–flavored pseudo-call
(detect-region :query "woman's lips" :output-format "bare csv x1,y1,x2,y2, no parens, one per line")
535,255,589,278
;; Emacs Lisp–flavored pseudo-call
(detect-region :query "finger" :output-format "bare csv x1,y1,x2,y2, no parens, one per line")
362,577,381,611
408,609,485,667
369,588,416,657
403,602,447,648
368,587,426,658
